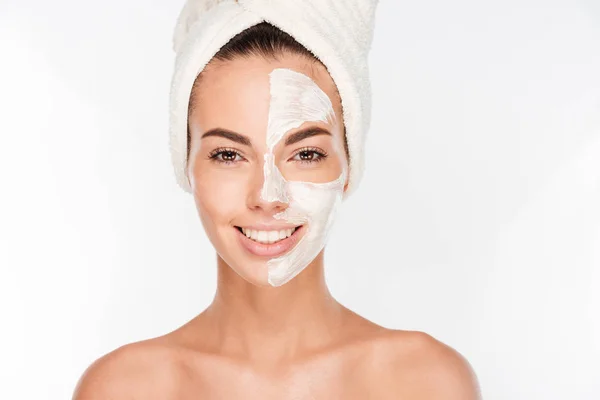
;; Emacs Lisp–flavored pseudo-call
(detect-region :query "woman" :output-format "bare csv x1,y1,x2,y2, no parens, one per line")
74,1,480,398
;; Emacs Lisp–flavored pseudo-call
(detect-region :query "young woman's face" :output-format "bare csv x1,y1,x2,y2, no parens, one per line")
187,54,347,287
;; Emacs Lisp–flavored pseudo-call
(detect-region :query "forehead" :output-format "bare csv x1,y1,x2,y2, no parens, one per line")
190,54,343,140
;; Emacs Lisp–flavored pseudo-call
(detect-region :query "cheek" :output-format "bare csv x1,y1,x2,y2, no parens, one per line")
190,166,247,226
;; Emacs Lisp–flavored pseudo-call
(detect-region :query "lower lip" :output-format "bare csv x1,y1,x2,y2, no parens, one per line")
236,225,305,258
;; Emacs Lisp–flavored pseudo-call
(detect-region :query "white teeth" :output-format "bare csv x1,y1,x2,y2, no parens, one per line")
240,227,298,244
257,231,268,242
267,231,278,243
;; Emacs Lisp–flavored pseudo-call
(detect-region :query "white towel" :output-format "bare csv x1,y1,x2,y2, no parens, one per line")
169,0,379,196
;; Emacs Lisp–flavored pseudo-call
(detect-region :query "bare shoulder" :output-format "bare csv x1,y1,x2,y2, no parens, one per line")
72,338,185,400
367,330,482,399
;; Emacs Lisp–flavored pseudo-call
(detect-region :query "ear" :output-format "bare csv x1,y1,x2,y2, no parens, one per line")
342,171,350,194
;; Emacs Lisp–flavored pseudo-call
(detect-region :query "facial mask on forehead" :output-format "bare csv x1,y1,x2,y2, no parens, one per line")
261,68,347,287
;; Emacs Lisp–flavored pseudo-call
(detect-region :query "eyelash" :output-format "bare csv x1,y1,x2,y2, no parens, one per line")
208,147,246,164
207,147,328,165
290,147,328,164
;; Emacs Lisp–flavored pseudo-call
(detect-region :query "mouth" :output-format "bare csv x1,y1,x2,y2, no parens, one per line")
236,226,299,244
234,224,305,258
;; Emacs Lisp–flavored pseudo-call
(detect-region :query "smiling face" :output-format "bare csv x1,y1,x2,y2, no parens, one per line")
187,53,348,287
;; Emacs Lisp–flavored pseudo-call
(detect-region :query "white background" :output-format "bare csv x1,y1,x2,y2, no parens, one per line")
1,0,599,399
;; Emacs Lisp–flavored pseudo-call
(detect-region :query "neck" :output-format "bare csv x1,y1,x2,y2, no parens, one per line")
201,251,346,365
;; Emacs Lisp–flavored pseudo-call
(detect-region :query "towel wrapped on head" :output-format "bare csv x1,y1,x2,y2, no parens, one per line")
169,0,379,196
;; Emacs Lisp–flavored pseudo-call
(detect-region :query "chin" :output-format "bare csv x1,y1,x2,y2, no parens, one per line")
217,248,271,286
236,261,271,286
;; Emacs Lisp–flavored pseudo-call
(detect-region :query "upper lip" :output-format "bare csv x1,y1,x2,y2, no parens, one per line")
235,223,302,231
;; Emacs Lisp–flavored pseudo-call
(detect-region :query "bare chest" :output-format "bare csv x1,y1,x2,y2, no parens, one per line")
172,355,383,400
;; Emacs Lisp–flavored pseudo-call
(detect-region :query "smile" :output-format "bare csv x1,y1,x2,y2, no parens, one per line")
238,226,299,244
234,225,305,258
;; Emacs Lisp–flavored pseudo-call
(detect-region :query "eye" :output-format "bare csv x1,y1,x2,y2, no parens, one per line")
208,148,246,164
290,147,328,163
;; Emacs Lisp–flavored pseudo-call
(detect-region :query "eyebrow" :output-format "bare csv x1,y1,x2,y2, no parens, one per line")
284,127,332,146
200,126,332,147
201,128,252,146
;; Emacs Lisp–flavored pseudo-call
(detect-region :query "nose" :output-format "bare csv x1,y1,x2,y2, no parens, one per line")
247,195,288,214
246,163,289,214
247,186,288,214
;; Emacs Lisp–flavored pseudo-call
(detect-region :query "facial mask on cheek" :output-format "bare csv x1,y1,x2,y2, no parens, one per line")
261,68,347,287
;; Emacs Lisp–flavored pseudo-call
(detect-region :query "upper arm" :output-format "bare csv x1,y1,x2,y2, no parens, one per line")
72,343,175,400
72,345,139,400
424,335,481,400
383,331,481,400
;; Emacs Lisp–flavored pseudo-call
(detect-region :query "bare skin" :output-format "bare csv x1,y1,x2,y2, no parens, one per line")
73,54,481,399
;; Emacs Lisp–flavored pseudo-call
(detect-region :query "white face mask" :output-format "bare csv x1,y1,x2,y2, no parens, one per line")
261,68,347,287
